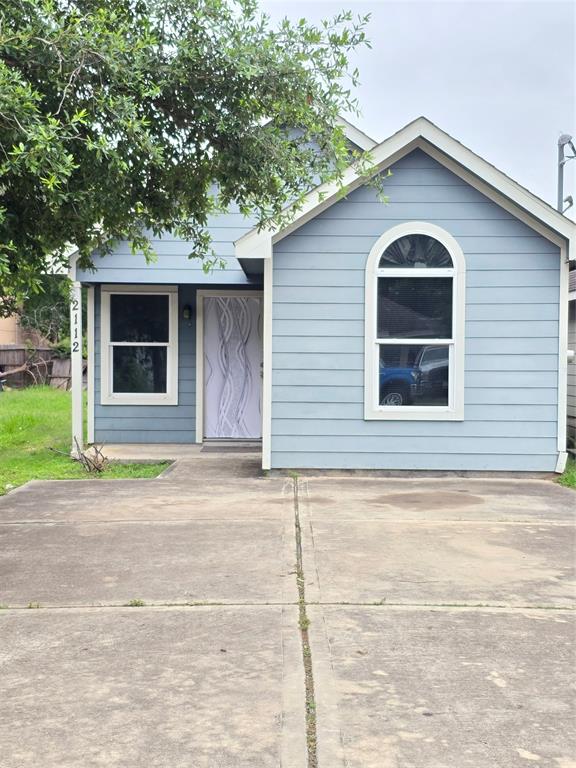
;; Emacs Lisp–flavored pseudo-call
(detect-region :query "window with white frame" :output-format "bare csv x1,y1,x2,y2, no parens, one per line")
101,286,178,405
364,223,465,421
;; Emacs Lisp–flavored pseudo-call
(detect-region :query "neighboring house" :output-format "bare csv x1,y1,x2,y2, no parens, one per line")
71,117,575,473
0,314,50,348
0,315,22,346
569,269,576,453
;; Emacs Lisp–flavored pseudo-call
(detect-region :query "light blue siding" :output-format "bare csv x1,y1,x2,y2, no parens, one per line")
93,283,261,443
270,148,561,471
272,402,559,423
273,303,558,322
270,453,557,472
77,206,258,284
272,386,557,406
78,126,369,285
94,285,196,443
273,235,559,254
280,251,559,271
84,201,263,442
273,353,559,372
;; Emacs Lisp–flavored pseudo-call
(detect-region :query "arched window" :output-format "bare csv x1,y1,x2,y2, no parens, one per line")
364,222,465,421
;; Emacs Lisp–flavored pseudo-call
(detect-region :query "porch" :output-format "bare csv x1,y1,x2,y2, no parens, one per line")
101,441,262,462
69,272,269,462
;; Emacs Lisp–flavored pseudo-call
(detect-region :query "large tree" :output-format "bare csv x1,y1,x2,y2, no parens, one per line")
0,0,373,315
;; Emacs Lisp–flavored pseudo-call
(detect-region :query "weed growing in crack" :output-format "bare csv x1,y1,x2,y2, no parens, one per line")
292,476,317,768
299,611,311,631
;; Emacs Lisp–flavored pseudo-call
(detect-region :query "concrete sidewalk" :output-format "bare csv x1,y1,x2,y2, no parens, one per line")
0,458,574,767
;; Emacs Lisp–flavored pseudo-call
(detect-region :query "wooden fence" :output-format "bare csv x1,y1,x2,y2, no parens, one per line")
0,346,84,391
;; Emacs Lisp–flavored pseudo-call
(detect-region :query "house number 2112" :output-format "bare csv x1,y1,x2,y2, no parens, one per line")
71,297,80,353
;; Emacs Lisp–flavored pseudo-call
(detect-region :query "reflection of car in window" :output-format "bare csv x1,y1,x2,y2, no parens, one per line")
379,345,449,406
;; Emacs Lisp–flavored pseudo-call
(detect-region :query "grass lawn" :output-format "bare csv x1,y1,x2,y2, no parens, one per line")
558,458,576,489
0,386,169,495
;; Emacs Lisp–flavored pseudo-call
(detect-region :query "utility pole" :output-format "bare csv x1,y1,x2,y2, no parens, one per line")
558,134,576,212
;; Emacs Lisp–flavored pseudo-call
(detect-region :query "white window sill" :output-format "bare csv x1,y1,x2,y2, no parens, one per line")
364,406,464,421
101,393,178,406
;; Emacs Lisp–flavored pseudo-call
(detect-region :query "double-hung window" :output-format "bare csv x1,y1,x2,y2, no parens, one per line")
364,223,465,421
101,286,178,405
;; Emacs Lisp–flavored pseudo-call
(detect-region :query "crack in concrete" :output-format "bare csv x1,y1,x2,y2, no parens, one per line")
3,600,570,612
308,601,575,611
0,517,281,526
292,476,318,768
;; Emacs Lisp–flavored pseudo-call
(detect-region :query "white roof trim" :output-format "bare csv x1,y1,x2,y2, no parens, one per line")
335,115,377,151
235,116,575,260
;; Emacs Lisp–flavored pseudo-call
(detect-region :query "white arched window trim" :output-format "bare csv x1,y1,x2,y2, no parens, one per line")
364,221,466,421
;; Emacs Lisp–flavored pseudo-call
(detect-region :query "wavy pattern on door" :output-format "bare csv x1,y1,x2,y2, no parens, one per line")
204,296,262,438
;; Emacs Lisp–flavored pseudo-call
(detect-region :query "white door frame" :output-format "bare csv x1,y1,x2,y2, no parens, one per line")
195,289,264,443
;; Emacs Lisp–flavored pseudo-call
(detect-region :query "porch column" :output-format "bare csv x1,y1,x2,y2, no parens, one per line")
262,257,272,470
86,286,95,444
70,280,83,455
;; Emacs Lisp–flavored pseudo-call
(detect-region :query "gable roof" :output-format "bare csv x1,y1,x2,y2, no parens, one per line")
235,116,575,261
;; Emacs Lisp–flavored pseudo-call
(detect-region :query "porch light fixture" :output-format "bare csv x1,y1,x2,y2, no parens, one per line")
182,304,192,322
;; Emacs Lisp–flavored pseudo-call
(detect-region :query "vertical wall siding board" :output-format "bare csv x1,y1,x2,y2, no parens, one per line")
270,148,562,471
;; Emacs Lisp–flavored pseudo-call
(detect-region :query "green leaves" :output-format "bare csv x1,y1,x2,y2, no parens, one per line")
0,0,373,315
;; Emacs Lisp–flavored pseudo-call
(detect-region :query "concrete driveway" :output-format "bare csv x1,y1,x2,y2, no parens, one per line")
0,457,574,768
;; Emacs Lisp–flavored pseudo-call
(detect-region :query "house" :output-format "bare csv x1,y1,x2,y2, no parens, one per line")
0,315,50,347
0,312,54,390
0,315,23,346
569,269,576,453
70,117,576,473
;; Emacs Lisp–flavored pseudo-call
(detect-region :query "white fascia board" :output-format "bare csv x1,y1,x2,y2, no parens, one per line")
235,116,576,260
236,232,273,260
335,115,378,150
68,249,81,281
235,129,422,259
418,121,575,252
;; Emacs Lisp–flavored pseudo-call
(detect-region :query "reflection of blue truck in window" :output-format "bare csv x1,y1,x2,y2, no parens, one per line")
379,345,449,406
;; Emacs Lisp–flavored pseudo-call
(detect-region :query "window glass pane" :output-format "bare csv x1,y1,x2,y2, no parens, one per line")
379,345,449,406
110,295,169,342
377,277,452,339
112,346,167,393
379,234,453,269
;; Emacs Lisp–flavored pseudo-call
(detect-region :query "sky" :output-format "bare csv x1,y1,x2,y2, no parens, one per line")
262,0,576,218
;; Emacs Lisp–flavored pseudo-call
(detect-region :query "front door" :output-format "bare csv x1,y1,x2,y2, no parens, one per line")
203,295,262,439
